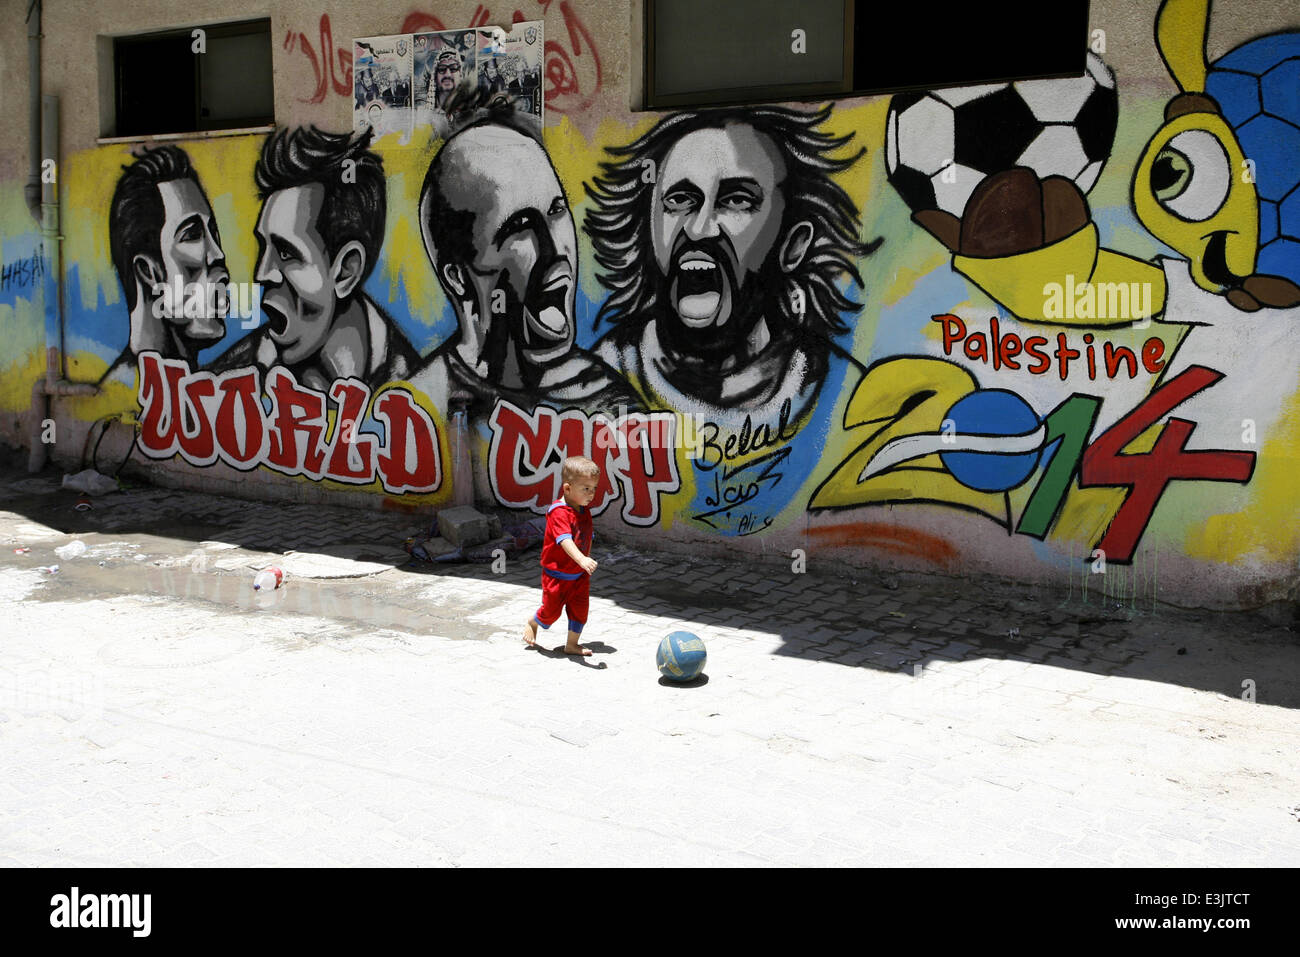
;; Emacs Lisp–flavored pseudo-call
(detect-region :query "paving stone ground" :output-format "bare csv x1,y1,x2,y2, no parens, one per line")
1,453,1297,866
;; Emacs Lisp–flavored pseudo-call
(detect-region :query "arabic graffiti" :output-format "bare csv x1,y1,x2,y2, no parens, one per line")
283,15,354,105
538,0,603,114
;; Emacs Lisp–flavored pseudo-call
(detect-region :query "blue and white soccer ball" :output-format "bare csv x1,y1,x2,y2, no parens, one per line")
886,52,1119,218
657,631,707,682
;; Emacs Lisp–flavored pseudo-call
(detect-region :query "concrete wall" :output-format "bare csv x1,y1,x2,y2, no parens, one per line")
2,0,1298,608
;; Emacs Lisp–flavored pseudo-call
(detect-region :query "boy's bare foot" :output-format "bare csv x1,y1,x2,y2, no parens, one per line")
523,620,539,648
564,643,592,657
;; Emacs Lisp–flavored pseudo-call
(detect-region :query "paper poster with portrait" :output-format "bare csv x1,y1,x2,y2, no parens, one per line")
415,30,479,139
353,35,414,142
476,21,544,134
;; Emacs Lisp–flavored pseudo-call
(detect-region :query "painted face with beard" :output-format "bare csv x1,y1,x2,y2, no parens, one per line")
650,124,788,359
436,126,577,371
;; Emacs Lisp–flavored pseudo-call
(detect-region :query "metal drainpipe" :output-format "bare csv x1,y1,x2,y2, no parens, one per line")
24,0,41,224
42,94,67,380
27,8,97,473
25,0,48,472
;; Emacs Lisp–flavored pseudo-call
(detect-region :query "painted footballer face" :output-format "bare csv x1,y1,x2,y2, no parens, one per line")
155,178,229,344
651,124,788,335
254,184,342,366
435,125,579,363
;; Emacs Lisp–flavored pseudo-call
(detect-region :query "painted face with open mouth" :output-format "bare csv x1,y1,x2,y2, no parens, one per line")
651,123,788,339
668,238,740,329
520,255,574,348
474,247,575,364
253,184,341,367
438,125,579,366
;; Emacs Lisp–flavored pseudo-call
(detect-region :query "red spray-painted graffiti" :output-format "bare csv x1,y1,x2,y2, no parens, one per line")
536,0,603,114
283,15,354,105
933,314,1167,382
135,354,442,494
488,401,679,526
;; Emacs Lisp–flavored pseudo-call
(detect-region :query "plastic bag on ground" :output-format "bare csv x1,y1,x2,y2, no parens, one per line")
61,470,119,496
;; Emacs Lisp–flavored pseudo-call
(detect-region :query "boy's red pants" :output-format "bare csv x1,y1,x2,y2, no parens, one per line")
533,572,589,634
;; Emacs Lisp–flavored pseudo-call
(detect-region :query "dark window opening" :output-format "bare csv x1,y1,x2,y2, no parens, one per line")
645,0,1091,110
114,19,274,137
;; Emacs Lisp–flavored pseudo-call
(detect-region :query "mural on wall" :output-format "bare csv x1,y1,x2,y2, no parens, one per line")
585,106,880,421
814,0,1300,565
6,0,1294,598
100,146,230,387
119,130,435,492
403,104,679,522
582,105,883,535
209,126,417,392
408,110,637,417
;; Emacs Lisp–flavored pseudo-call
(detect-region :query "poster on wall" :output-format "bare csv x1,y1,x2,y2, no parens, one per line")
415,30,480,139
353,34,414,141
477,21,544,134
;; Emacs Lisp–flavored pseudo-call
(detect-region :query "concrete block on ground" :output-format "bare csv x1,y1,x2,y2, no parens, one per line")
438,506,492,548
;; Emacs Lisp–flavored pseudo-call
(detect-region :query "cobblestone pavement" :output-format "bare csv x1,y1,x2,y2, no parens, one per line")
1,453,1298,866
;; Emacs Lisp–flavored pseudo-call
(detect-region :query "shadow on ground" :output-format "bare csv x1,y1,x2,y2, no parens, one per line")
3,450,1297,708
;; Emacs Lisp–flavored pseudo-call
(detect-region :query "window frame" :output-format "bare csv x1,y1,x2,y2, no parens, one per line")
644,0,854,110
111,18,275,139
642,0,1092,111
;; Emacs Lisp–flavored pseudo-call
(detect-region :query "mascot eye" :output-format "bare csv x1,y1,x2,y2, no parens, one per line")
1151,149,1191,199
1151,129,1231,222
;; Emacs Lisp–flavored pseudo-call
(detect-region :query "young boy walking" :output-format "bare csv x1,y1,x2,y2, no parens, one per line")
523,456,600,656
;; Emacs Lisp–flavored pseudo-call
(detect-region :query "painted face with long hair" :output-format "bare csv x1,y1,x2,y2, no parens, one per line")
586,105,876,387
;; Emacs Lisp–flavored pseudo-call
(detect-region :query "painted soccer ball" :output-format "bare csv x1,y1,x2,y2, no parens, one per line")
886,52,1119,218
657,631,707,682
939,390,1042,493
1206,32,1300,286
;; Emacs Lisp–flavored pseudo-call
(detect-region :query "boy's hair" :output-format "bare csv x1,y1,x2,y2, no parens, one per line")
562,456,600,484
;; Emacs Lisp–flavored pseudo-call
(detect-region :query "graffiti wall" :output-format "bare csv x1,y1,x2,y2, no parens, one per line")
2,0,1297,607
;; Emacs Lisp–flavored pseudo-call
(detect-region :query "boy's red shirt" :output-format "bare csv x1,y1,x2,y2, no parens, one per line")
540,498,593,579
